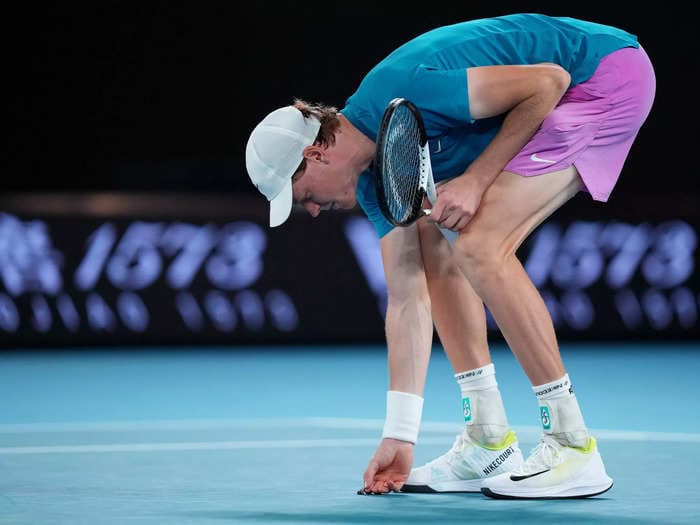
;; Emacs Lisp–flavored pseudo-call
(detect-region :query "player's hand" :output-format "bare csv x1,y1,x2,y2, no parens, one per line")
360,438,413,494
429,174,485,231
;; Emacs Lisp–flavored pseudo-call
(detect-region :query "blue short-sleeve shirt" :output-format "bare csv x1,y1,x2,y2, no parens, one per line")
340,13,638,238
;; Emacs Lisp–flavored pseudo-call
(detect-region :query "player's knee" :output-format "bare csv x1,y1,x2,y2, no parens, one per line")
453,233,512,278
454,233,499,266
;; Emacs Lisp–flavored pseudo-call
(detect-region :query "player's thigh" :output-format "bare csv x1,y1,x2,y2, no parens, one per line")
417,218,455,278
456,167,584,259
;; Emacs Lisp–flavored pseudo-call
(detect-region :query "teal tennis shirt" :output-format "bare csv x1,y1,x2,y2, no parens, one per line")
340,13,638,238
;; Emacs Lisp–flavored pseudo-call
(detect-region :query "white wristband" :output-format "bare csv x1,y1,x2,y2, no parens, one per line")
381,390,424,444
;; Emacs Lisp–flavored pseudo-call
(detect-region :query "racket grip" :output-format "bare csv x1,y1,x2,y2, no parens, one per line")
439,227,458,246
421,208,458,246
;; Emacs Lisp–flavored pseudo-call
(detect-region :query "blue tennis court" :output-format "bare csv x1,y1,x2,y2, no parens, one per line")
3,3,698,524
1,341,698,524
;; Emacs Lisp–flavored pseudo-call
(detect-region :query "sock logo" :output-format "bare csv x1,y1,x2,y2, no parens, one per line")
540,406,551,430
462,397,472,422
456,369,483,381
534,378,570,398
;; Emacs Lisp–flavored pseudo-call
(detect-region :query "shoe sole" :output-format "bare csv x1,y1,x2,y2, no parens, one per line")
481,480,614,500
402,479,484,493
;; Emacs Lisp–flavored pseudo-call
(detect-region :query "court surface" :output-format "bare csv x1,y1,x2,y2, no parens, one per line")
1,341,698,525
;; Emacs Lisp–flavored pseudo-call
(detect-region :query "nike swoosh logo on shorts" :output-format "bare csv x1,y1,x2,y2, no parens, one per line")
530,153,556,164
509,469,550,481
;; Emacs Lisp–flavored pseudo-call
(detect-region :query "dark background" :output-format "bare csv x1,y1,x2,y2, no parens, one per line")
5,2,697,201
3,2,698,347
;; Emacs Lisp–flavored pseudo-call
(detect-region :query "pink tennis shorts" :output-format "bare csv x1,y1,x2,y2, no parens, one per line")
504,45,656,201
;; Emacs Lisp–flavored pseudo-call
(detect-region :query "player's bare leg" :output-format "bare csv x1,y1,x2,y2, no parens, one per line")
417,220,511,445
417,219,490,373
452,168,580,385
452,166,612,498
399,219,523,494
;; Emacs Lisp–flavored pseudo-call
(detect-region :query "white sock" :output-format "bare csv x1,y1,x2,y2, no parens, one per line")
455,363,509,446
533,374,589,448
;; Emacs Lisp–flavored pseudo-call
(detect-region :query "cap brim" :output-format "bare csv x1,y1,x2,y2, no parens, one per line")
269,177,293,227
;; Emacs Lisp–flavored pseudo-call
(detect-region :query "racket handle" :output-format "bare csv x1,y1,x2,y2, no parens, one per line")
439,227,458,246
421,208,457,246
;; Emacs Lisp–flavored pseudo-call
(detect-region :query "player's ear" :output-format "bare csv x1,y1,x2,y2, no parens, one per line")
303,146,329,164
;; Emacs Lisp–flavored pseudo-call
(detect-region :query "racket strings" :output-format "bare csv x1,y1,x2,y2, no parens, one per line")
381,106,423,224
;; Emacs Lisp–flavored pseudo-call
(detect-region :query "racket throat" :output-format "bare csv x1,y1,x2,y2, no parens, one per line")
421,143,437,214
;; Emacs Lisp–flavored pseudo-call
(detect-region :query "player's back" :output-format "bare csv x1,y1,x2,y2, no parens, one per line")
366,13,639,86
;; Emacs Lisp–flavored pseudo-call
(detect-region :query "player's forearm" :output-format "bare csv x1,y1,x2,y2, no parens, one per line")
466,74,569,192
384,295,434,396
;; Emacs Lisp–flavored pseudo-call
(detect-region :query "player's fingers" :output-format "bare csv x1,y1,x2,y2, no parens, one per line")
436,179,451,194
369,480,390,494
441,213,461,230
363,460,379,489
453,214,472,231
387,479,403,493
438,207,462,229
428,198,447,223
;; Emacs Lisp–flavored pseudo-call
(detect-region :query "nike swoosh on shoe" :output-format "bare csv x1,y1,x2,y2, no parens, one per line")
509,469,550,481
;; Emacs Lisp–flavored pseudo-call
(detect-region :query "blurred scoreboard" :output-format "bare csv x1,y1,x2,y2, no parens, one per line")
1,193,698,348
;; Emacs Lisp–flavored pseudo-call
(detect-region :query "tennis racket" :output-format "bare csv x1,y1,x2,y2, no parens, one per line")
374,98,457,244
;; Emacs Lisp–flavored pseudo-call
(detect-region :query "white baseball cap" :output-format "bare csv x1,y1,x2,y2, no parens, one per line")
245,106,321,227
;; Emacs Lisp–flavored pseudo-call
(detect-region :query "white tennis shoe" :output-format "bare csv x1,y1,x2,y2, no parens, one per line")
402,429,523,493
481,435,614,499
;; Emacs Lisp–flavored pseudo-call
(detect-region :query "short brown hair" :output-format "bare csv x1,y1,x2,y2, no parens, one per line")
291,98,341,180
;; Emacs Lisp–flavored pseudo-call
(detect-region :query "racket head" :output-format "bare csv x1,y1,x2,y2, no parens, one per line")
374,98,429,227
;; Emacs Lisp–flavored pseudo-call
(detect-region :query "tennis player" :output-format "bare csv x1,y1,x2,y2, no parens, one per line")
244,13,655,499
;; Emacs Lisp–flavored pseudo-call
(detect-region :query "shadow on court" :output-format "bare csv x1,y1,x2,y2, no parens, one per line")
180,500,657,525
